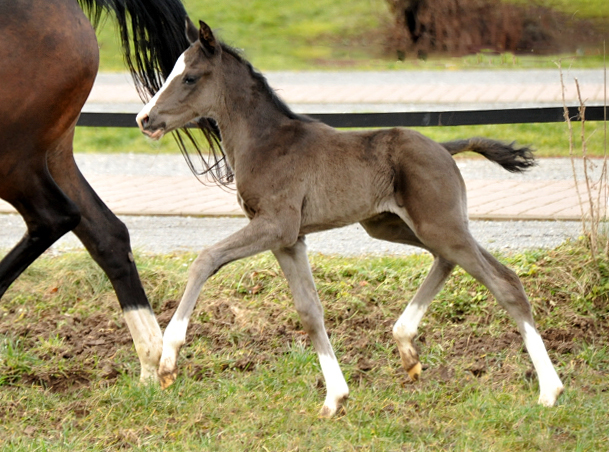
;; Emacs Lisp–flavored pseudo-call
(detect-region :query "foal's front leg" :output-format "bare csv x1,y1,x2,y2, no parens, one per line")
273,237,349,417
158,217,299,389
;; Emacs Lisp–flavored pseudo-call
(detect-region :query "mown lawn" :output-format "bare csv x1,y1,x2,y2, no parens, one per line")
1,241,608,450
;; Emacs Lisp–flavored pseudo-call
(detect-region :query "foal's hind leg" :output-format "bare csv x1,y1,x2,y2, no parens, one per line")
392,257,454,381
361,213,455,381
48,141,163,382
419,227,563,406
273,237,349,417
450,243,563,406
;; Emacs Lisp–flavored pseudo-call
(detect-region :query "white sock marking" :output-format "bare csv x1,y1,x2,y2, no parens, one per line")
123,308,163,382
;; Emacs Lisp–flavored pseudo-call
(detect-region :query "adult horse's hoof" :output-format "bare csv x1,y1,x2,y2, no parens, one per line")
407,362,422,381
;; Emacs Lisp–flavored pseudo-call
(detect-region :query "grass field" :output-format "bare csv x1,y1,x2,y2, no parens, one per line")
3,1,608,450
82,0,609,158
94,0,609,71
0,240,608,450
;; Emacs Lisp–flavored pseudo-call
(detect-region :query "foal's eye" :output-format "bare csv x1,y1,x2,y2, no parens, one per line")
183,75,197,85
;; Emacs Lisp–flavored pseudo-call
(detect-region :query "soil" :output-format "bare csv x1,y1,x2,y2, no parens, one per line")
1,292,607,397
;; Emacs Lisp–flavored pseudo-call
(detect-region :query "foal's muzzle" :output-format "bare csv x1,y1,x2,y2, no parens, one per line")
136,112,165,140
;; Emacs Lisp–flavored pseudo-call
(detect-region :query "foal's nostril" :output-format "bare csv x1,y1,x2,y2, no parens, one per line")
136,112,150,131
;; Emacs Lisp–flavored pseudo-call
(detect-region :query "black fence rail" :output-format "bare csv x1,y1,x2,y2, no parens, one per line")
77,105,607,129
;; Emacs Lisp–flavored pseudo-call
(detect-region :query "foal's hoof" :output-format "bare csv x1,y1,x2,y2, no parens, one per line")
407,362,422,381
158,370,177,389
538,384,564,407
319,403,346,418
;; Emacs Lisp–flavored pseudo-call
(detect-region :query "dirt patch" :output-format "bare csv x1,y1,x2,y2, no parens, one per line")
1,291,607,393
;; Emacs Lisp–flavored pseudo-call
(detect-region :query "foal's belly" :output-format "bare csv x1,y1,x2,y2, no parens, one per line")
298,192,388,235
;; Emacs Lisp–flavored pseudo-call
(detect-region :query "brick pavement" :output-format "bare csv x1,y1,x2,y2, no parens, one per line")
0,173,597,221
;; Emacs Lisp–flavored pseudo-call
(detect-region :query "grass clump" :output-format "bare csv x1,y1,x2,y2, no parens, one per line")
0,240,607,450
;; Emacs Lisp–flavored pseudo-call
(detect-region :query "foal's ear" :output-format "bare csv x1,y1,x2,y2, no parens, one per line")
198,20,219,57
185,16,199,44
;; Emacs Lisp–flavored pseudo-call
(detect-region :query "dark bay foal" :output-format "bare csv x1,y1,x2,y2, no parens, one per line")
136,19,563,416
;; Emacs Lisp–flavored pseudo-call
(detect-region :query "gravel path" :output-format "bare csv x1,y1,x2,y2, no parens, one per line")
0,214,582,256
72,152,603,181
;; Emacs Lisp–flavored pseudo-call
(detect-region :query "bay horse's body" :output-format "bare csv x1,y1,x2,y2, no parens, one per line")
138,20,564,416
0,0,191,381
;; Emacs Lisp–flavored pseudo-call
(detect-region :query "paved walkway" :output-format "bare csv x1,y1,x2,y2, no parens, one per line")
0,171,600,221
3,69,605,221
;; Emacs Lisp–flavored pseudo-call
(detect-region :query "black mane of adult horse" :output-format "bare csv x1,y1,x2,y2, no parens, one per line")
0,0,194,382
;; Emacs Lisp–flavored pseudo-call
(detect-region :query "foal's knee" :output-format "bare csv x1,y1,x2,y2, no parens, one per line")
295,299,325,333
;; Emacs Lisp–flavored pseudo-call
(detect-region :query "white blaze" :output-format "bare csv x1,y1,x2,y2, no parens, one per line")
136,53,187,128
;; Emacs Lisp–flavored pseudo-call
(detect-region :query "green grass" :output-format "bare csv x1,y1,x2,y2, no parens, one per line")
82,0,609,158
94,0,609,71
1,241,608,450
73,127,179,154
508,0,609,19
96,0,390,71
74,121,608,158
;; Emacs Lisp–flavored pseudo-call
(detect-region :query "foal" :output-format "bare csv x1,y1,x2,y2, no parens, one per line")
137,20,563,416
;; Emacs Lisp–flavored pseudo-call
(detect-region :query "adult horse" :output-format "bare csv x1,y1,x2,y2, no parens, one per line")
137,20,564,417
0,0,198,382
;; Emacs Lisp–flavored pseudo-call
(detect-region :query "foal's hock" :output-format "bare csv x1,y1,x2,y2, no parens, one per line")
138,19,563,416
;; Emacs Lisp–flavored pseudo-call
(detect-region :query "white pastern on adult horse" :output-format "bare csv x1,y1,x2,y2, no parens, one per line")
0,0,204,387
138,19,564,415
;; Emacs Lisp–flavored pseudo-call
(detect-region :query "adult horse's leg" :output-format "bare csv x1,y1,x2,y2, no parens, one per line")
0,0,162,381
0,0,97,293
47,134,163,382
272,237,349,417
0,152,81,296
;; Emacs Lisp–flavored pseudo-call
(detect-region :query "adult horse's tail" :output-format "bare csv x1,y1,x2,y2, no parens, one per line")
78,0,188,99
79,0,231,185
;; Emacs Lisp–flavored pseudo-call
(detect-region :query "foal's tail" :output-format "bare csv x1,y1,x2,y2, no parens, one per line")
441,137,536,173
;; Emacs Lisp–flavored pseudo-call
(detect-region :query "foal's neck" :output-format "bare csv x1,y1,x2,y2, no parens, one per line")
212,58,297,163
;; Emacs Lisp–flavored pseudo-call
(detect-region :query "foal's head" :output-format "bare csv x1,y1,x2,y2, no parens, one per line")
137,19,225,140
